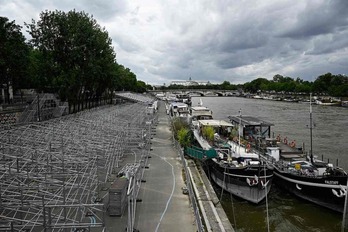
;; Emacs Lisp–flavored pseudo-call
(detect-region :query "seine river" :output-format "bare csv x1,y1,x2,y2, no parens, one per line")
191,96,348,232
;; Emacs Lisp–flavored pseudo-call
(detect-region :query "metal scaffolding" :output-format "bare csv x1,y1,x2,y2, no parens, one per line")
0,98,156,232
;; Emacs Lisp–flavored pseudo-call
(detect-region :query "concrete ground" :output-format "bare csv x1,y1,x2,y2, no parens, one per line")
134,101,197,232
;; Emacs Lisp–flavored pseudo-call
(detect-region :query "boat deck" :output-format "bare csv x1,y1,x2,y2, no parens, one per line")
277,142,305,160
193,129,212,150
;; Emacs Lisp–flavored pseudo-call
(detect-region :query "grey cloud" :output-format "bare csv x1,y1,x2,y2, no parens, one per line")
279,1,348,39
306,31,348,55
3,0,348,85
87,1,128,20
114,35,141,53
24,0,129,21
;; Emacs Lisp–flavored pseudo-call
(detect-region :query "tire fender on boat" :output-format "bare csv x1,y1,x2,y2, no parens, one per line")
332,185,347,197
260,179,269,188
283,137,288,144
246,175,259,186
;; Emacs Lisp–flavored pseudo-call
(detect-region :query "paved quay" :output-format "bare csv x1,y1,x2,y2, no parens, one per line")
134,101,234,232
134,101,196,231
186,159,235,232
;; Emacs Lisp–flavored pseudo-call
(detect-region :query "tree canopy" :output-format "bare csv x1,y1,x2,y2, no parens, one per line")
23,10,147,111
0,17,29,103
26,10,117,105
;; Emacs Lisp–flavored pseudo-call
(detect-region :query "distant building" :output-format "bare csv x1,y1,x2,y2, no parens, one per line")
196,81,211,86
170,80,211,86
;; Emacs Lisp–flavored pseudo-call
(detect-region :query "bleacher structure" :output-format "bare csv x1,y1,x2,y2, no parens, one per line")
0,93,157,231
17,93,68,124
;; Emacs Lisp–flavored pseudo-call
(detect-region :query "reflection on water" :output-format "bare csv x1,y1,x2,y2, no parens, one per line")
192,97,347,232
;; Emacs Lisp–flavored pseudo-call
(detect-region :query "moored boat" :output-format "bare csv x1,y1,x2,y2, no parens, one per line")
176,93,192,106
272,96,347,213
227,98,348,212
188,99,213,128
190,117,273,204
168,102,189,119
316,98,341,106
273,159,347,212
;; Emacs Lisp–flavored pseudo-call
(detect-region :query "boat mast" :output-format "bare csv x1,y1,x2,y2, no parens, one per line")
239,109,241,156
310,93,314,163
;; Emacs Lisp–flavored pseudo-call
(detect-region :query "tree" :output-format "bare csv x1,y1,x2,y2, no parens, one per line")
26,10,116,112
312,73,333,93
112,64,139,92
273,74,284,82
221,81,230,90
0,17,29,103
136,80,147,93
244,78,269,93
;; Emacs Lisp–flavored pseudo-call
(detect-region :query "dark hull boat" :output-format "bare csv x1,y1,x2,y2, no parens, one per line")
273,160,347,213
187,105,274,204
205,158,273,204
226,96,348,212
272,95,348,213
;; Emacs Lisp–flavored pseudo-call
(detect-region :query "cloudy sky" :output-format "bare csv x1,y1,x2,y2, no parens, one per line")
1,0,348,85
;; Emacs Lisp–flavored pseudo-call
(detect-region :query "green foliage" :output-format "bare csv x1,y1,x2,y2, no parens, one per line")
177,128,191,147
136,80,147,93
22,9,148,110
26,10,116,104
312,73,348,96
202,126,215,142
172,118,190,138
0,17,29,102
244,78,270,93
230,127,238,139
113,64,138,92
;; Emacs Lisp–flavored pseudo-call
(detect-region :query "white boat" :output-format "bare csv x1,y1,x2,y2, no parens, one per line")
188,99,213,128
168,102,189,119
316,99,341,106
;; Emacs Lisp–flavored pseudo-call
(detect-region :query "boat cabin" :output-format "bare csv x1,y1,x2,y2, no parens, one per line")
189,106,213,127
168,102,189,118
197,119,233,141
176,94,192,106
190,106,213,118
228,115,274,142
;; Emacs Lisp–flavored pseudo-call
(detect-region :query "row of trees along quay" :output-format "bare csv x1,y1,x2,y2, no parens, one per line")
1,10,151,112
159,73,348,98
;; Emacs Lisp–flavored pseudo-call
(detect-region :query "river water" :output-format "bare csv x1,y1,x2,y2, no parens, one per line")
191,96,348,232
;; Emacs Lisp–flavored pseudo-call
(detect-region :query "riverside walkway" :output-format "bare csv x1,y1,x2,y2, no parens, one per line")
135,101,234,232
134,101,196,231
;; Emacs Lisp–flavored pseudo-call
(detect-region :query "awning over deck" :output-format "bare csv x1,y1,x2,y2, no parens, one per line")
228,115,274,140
198,119,233,127
228,115,273,127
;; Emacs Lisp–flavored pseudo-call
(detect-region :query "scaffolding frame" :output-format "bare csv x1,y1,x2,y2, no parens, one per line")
0,97,156,231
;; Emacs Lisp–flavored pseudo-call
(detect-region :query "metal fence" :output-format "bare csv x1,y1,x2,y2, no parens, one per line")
170,120,204,232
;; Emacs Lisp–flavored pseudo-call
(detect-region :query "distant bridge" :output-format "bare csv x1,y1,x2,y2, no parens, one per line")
148,89,241,97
